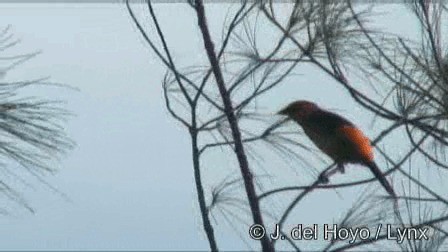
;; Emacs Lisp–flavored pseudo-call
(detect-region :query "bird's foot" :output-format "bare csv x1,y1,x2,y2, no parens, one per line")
318,173,329,184
337,164,345,174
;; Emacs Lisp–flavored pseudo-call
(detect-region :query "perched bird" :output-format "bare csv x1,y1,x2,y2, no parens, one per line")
278,100,396,198
0,103,17,112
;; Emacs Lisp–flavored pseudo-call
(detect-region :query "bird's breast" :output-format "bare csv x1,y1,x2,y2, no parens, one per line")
302,123,339,159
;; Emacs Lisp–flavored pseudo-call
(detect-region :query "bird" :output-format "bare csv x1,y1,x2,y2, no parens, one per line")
278,100,396,198
0,103,17,112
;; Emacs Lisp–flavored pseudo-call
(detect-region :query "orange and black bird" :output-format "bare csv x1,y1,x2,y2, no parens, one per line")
278,100,396,198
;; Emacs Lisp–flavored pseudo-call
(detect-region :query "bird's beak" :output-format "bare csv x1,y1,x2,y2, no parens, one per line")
277,108,287,115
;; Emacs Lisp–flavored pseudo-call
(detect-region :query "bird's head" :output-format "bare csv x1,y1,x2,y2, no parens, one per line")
277,100,320,121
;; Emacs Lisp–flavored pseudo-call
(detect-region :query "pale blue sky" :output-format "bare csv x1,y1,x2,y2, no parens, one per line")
0,3,443,251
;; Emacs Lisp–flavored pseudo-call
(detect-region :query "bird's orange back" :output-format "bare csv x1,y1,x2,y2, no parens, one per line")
337,125,374,163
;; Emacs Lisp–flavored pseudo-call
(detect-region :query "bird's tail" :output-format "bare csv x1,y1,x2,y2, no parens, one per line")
365,161,396,199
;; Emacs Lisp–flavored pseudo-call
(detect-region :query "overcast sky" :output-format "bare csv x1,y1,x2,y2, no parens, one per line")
0,2,442,251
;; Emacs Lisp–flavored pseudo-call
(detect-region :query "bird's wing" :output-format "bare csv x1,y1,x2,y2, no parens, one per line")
306,110,373,162
306,110,354,133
